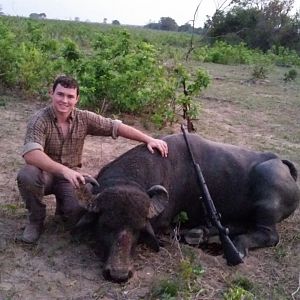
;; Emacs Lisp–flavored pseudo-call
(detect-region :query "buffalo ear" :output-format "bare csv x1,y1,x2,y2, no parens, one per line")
147,185,169,219
76,178,101,213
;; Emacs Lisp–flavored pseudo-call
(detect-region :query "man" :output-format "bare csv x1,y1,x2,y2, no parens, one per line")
17,75,168,243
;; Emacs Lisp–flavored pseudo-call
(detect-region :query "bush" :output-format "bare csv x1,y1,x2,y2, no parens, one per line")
0,20,19,86
283,68,297,82
194,42,261,65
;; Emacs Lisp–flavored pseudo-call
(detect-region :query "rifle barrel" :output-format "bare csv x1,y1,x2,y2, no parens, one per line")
181,124,243,266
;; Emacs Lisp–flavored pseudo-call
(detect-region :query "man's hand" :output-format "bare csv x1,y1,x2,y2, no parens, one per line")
61,167,86,188
147,138,168,157
116,123,169,157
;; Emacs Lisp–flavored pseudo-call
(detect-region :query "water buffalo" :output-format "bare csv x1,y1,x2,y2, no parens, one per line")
74,133,300,282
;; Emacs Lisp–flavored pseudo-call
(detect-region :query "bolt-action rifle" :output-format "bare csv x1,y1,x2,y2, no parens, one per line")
181,124,243,266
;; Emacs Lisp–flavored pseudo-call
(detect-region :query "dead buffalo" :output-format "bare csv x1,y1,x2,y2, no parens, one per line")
74,133,300,282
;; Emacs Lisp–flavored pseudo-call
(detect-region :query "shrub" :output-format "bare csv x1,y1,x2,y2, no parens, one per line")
0,20,19,86
283,69,297,82
251,64,268,79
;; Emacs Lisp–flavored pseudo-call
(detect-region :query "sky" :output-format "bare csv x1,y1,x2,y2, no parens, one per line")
1,0,300,27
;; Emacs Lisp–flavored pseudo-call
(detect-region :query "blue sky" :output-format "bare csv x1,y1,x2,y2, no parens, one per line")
1,0,299,27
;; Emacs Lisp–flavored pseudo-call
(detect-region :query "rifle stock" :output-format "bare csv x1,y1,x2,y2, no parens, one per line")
181,125,243,266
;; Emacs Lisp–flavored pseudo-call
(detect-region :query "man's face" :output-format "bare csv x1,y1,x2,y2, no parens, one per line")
51,84,79,116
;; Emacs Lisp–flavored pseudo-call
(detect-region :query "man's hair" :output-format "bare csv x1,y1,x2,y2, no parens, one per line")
52,75,80,96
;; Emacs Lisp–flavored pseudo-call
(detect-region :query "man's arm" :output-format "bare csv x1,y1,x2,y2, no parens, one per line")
117,123,168,157
24,150,85,188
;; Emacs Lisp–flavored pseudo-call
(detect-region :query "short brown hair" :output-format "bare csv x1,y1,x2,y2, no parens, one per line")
53,75,80,96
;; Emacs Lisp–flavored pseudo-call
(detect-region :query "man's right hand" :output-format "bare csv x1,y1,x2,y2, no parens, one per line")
24,150,86,188
61,167,86,188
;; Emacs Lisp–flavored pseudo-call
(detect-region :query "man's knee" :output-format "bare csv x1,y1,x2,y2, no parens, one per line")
17,165,43,188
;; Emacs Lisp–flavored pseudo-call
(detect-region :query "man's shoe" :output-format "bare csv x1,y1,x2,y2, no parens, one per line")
21,223,43,243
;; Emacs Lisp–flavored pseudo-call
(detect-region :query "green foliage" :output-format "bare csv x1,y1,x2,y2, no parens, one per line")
283,68,297,82
231,276,254,291
173,211,189,224
151,279,179,299
150,257,205,299
194,42,263,65
223,286,254,300
0,20,19,86
68,29,173,116
268,46,300,66
17,42,53,94
1,15,299,127
205,2,300,53
251,64,268,79
61,38,81,61
224,275,255,300
173,65,210,127
179,259,204,283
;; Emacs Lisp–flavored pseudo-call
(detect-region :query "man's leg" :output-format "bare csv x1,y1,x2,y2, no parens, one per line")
52,178,84,226
17,165,53,243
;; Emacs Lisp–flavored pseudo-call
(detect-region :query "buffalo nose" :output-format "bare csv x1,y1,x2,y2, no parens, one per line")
103,267,133,283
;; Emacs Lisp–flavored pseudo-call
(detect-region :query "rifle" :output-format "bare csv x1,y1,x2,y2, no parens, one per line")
181,124,243,266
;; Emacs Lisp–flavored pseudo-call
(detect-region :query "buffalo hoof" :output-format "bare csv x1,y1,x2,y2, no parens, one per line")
184,228,205,245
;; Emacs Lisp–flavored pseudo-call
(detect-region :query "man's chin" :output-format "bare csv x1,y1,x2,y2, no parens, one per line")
56,107,71,114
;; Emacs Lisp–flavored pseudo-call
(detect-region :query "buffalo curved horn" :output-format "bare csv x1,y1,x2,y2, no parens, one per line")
147,185,169,219
76,176,99,211
83,175,99,187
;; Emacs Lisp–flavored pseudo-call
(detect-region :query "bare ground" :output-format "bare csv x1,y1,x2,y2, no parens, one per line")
0,64,300,300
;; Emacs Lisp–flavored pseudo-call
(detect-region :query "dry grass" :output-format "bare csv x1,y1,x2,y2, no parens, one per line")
0,63,299,299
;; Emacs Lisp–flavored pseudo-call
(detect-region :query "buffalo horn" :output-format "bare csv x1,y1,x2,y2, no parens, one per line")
147,185,169,218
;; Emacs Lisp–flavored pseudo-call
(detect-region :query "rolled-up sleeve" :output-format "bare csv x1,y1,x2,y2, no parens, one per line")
112,120,122,139
85,110,122,139
22,113,46,156
22,142,43,156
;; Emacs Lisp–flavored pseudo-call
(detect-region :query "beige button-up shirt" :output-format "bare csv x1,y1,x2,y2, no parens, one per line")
22,105,121,168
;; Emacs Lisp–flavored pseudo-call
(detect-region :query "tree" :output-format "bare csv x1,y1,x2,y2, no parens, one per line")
144,22,161,30
112,20,120,25
159,17,178,31
0,5,4,16
204,0,299,51
29,13,46,19
179,23,194,33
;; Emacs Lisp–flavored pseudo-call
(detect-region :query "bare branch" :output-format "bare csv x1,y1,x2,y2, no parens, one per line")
185,0,203,61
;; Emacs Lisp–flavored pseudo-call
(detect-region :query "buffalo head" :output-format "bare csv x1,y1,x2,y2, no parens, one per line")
75,178,169,282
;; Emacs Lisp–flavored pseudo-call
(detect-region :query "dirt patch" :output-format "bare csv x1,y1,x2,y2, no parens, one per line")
0,74,300,300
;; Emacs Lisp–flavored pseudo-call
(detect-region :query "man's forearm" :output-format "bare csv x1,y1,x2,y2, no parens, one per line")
23,150,68,176
117,123,153,143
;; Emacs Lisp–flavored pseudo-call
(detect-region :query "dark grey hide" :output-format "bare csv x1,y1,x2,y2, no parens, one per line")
74,133,300,282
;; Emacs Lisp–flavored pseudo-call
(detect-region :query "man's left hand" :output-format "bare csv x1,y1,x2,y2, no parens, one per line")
147,138,168,157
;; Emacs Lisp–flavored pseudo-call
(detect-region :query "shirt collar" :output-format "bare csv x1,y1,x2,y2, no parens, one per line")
49,105,75,121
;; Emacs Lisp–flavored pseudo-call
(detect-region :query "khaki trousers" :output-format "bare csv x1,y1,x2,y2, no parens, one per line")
17,165,83,225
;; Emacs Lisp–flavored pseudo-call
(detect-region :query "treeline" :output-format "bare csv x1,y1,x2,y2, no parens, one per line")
145,17,203,35
145,0,300,54
204,0,300,54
